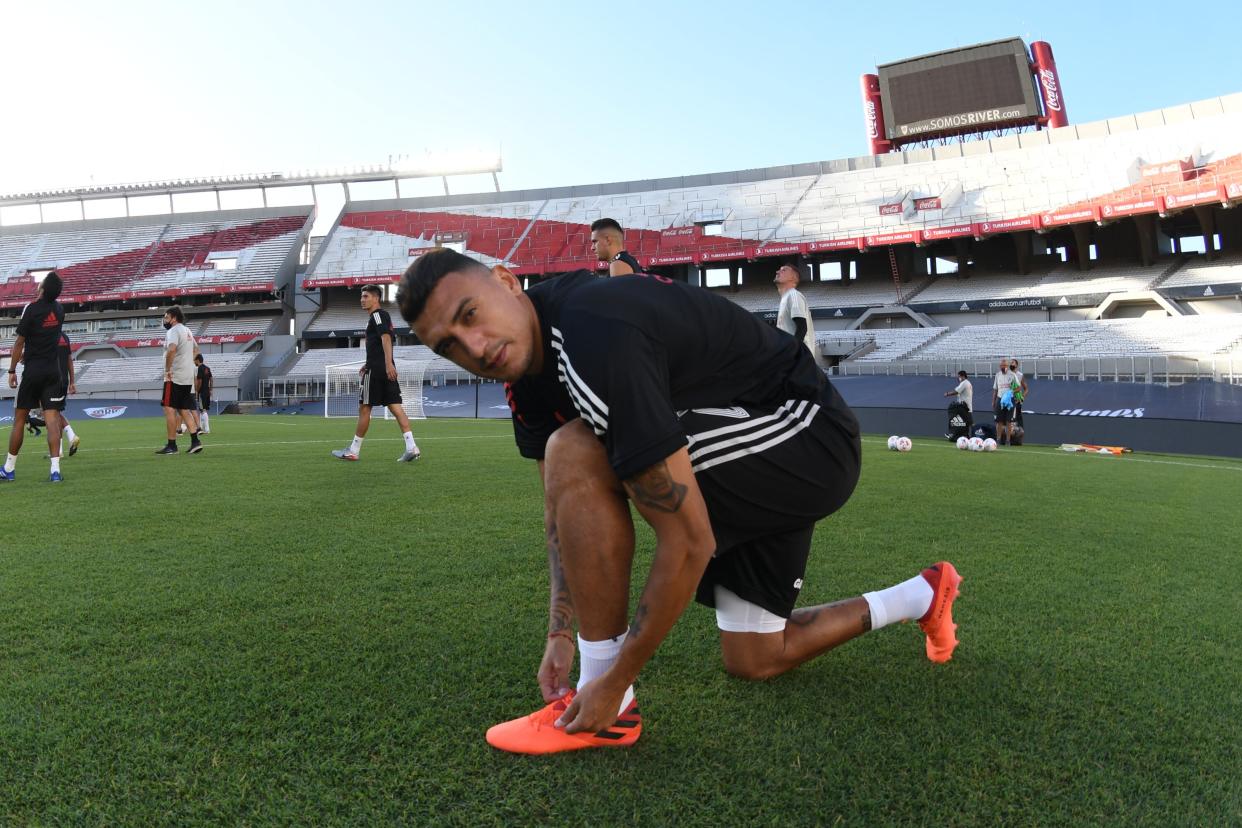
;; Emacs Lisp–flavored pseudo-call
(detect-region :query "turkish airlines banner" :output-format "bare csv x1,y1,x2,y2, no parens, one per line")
1099,197,1162,219
1163,187,1223,210
648,253,698,266
977,216,1040,235
1227,182,1242,200
865,230,923,246
923,223,978,241
751,243,806,258
807,238,864,253
700,248,750,263
303,275,397,288
1041,206,1100,227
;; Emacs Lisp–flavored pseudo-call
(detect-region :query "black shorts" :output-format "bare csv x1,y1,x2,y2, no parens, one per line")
16,366,65,411
994,402,1013,424
360,368,402,408
685,380,862,619
162,381,196,411
199,394,211,410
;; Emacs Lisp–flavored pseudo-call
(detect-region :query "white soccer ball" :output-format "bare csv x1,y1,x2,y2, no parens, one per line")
896,437,913,452
887,436,900,451
1098,447,1112,455
956,436,969,450
983,438,998,452
968,437,985,452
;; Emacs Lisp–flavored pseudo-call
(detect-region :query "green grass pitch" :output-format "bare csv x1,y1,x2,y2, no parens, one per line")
1,415,1239,825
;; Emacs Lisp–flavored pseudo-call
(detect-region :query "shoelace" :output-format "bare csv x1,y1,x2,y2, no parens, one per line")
528,693,573,730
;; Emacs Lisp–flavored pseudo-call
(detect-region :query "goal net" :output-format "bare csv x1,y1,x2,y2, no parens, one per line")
324,360,431,419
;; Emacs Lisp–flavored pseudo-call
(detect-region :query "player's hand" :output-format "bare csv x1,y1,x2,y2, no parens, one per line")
358,366,366,377
7,373,16,389
386,364,398,381
556,674,627,734
68,383,76,395
538,634,575,702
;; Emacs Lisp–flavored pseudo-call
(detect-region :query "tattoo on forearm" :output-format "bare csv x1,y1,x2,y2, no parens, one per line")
630,601,650,638
625,461,688,514
547,523,575,633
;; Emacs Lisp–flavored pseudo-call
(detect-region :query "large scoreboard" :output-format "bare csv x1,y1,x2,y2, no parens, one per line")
861,38,1067,153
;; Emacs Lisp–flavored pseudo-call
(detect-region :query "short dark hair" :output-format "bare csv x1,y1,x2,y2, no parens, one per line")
398,248,490,325
166,305,184,323
194,354,204,364
361,284,383,299
590,217,623,235
957,370,968,379
40,271,63,301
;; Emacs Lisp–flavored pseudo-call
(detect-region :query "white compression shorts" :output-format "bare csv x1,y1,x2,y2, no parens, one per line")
714,584,787,633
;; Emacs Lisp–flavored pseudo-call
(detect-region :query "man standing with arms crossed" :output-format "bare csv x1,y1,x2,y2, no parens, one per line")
156,306,203,455
331,284,420,462
3,272,68,482
194,354,213,434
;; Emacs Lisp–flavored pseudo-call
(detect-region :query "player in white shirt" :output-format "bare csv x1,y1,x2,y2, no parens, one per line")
156,306,203,455
773,264,822,366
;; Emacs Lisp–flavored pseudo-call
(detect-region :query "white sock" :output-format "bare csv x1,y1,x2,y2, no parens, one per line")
4,453,16,473
350,435,363,454
863,573,935,631
50,457,60,474
63,424,77,442
402,431,417,452
200,413,209,430
578,630,636,716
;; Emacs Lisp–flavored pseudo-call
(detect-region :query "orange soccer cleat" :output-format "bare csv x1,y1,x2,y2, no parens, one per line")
485,691,642,755
918,562,962,663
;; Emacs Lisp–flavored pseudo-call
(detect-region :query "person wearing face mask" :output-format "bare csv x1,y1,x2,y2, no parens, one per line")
992,357,1016,446
156,306,203,455
1009,358,1029,433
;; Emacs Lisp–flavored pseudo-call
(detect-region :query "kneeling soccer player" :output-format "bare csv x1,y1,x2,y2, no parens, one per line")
398,249,962,754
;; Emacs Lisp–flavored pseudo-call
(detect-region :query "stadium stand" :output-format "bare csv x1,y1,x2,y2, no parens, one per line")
818,327,948,362
910,315,1242,361
73,351,258,390
1160,251,1242,290
0,207,311,307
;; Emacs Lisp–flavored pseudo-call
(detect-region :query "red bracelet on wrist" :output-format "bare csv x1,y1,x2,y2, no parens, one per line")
547,630,575,644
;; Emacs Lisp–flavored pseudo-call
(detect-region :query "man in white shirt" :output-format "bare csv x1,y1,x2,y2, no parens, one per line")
991,358,1018,446
156,306,203,455
774,264,822,366
943,370,973,437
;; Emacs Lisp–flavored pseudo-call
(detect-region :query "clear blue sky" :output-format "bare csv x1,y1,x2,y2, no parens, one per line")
2,0,1239,199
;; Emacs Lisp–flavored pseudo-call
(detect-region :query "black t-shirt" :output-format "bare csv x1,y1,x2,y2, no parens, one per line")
508,271,827,480
57,333,71,379
365,308,395,372
612,250,642,274
197,363,213,395
15,298,65,370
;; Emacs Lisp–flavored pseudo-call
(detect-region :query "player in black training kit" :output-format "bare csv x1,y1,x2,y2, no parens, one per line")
4,271,68,482
590,217,641,276
194,354,213,434
330,284,421,462
398,249,963,755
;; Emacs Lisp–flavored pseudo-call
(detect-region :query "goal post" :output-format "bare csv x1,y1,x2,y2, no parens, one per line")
324,359,431,419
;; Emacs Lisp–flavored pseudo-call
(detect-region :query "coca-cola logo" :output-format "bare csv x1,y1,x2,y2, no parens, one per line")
864,100,879,139
1040,68,1062,112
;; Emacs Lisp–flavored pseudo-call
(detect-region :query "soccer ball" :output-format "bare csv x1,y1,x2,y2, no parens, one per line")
1098,447,1112,455
968,437,985,452
887,436,900,451
956,436,969,450
983,438,998,452
896,437,913,452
